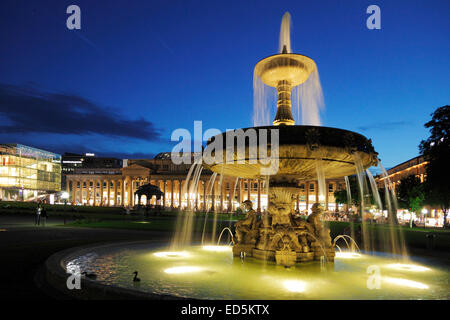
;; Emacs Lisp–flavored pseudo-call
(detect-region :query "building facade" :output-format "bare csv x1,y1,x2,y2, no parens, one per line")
0,144,61,201
376,155,428,191
66,152,345,213
375,155,448,227
61,152,123,191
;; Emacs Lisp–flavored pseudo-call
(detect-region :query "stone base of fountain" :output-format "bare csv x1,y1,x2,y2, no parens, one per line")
233,193,335,266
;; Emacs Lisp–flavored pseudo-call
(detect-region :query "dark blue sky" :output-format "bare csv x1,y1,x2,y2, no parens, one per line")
0,0,448,167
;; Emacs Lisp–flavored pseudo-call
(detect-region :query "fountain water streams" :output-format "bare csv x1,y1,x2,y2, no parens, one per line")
201,172,218,245
315,157,326,207
353,153,373,253
366,169,383,210
379,161,408,258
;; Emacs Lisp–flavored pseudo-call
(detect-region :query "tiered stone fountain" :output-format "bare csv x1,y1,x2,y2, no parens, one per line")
203,14,378,266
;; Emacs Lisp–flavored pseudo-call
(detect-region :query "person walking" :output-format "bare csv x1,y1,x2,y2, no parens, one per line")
35,204,41,226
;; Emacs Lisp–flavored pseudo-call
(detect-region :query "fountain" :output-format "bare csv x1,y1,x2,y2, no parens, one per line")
202,12,377,265
46,12,449,300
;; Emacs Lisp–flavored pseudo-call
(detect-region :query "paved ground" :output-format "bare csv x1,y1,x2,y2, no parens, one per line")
0,214,171,300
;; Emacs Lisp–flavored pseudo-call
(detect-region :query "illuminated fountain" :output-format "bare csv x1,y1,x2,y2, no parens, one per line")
52,12,450,300
202,12,377,265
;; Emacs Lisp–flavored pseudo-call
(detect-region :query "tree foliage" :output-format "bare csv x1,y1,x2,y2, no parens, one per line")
419,105,450,226
397,175,425,213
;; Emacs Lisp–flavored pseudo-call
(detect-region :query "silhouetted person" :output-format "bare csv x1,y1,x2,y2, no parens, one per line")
35,204,41,226
41,206,48,227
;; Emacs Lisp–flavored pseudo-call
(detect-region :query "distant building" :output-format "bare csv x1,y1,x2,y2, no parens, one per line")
65,152,345,212
376,155,448,227
0,143,61,201
376,155,428,191
61,152,122,191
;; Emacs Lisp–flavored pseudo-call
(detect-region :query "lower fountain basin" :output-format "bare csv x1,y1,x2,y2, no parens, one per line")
53,241,450,300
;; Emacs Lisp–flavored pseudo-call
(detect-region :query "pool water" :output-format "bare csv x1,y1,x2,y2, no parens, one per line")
65,242,450,300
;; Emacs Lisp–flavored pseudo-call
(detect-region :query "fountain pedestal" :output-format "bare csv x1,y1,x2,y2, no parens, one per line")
233,191,335,266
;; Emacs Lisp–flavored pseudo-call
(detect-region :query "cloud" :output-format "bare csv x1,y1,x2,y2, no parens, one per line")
357,121,410,132
0,83,162,141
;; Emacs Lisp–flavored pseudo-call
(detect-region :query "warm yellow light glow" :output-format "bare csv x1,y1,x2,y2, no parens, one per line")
202,245,232,252
386,263,430,272
283,280,307,293
133,221,151,224
164,266,202,274
335,252,361,259
153,251,189,258
383,277,429,290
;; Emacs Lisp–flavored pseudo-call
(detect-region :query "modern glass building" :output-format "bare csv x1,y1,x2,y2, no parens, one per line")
0,144,61,201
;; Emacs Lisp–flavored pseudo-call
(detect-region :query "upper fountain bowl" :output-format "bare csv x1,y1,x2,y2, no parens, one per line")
254,53,317,87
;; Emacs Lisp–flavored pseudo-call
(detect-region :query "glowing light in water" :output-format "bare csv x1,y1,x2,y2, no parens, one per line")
386,263,430,272
164,266,202,274
283,280,307,293
335,252,361,259
202,245,232,252
383,277,429,290
153,251,189,258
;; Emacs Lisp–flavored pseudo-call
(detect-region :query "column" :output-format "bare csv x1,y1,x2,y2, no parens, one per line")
202,180,206,211
100,180,104,206
129,177,133,206
121,178,125,206
114,180,118,206
171,180,174,209
257,179,261,213
315,181,319,206
220,181,224,212
238,179,242,206
71,179,77,204
86,180,90,205
178,180,182,209
306,181,309,213
247,179,251,202
325,180,329,211
163,180,167,208
212,180,216,212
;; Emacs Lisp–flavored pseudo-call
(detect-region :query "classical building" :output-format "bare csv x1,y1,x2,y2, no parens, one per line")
0,143,61,201
61,152,122,191
66,152,345,213
376,155,428,191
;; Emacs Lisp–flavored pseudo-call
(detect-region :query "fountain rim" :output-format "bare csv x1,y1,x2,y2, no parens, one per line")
206,124,377,150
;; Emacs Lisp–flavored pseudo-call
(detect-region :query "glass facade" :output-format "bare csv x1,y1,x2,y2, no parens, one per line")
0,144,61,201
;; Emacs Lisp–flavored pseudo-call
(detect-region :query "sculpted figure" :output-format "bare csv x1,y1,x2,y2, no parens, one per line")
235,200,259,244
307,203,332,247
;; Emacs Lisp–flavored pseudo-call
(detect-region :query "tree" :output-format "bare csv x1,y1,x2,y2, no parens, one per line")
397,175,425,227
419,105,450,227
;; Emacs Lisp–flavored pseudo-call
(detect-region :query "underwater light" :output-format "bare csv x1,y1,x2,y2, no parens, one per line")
335,252,361,259
386,263,430,272
153,251,189,258
383,277,429,290
202,245,232,252
283,280,307,293
164,266,202,274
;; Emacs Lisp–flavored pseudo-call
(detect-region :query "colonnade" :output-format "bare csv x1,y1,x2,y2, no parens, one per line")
66,175,344,212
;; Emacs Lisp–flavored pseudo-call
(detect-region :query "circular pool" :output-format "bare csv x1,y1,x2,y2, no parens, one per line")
61,241,449,300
